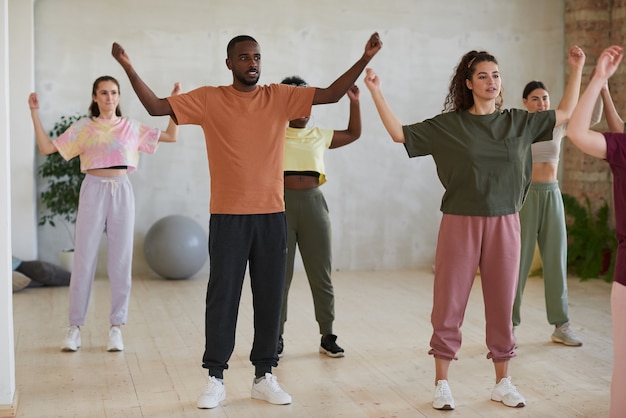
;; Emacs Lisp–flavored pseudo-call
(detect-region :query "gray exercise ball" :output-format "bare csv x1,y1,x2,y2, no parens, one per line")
144,215,208,279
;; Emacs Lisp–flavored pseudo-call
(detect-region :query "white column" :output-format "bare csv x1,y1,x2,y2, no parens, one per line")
0,0,16,412
9,0,36,259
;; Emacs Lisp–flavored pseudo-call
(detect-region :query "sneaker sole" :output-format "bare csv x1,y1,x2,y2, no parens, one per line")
491,398,525,408
551,336,583,347
433,403,454,410
61,339,81,352
319,346,345,358
197,392,225,409
107,346,124,352
251,390,291,405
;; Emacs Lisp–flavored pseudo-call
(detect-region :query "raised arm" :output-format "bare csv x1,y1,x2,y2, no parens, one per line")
111,42,175,118
28,92,58,155
363,68,405,143
330,85,361,148
158,82,181,143
313,33,382,105
567,46,624,159
554,45,585,127
600,80,624,133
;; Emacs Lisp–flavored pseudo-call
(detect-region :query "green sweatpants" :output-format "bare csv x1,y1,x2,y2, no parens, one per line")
513,182,569,327
280,188,334,336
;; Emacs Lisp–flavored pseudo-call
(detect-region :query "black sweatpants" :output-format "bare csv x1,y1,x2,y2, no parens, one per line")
202,213,287,379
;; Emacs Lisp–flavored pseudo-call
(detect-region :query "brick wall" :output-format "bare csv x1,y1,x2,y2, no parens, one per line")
563,0,617,215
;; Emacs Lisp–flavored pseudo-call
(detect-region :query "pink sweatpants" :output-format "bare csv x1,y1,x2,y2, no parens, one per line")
429,213,519,362
610,281,626,418
69,174,134,326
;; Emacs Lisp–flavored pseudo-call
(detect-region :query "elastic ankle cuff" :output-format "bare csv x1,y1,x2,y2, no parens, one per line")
255,367,271,378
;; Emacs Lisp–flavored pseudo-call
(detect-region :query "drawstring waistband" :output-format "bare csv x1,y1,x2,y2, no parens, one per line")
101,179,120,196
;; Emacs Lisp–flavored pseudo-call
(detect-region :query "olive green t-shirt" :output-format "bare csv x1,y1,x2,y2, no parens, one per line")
402,109,556,216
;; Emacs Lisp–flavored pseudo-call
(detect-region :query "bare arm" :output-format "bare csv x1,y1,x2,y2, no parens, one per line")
158,82,182,143
28,93,58,155
567,46,624,159
554,45,585,127
590,91,604,127
330,85,361,148
111,42,175,118
313,33,382,105
600,83,624,132
588,68,609,128
363,68,405,143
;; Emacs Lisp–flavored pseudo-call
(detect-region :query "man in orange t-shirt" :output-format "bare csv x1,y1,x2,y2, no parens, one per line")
112,33,381,409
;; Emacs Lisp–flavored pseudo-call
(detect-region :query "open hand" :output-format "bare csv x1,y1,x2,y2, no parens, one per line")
596,45,624,80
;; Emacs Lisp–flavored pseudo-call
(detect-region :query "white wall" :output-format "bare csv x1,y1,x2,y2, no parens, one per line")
1,0,16,408
24,0,565,276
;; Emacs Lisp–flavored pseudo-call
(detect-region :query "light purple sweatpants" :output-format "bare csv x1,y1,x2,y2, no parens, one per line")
429,213,519,362
69,173,134,326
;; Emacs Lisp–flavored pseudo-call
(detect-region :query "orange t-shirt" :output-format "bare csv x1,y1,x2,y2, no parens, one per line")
167,84,315,214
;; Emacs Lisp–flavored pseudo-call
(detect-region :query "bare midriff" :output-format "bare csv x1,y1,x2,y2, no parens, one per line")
531,162,558,183
284,174,320,190
86,168,128,178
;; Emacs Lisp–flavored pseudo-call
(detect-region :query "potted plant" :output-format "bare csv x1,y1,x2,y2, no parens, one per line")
38,114,86,270
562,193,617,282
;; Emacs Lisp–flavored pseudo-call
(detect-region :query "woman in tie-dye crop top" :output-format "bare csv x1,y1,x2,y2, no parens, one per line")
28,75,179,354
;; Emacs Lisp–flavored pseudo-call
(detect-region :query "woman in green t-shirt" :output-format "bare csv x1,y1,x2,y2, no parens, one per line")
364,46,582,411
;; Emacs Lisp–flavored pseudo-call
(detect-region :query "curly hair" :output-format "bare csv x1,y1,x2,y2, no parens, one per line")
442,50,503,113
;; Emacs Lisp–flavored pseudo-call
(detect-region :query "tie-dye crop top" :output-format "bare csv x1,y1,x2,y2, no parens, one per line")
53,116,160,174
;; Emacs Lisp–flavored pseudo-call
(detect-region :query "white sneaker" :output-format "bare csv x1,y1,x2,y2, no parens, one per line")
551,322,583,346
61,325,81,352
432,380,455,410
107,327,124,352
197,376,226,409
251,373,292,405
491,376,526,407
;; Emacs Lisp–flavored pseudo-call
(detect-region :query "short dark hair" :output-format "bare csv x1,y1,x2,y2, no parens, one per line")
522,80,548,99
226,35,258,59
281,76,308,87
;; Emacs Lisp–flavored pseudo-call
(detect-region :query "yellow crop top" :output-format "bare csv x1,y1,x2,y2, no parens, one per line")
284,126,333,185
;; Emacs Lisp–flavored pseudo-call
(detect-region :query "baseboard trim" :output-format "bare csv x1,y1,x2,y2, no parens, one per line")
0,389,18,417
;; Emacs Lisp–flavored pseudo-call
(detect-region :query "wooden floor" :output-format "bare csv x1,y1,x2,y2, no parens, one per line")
11,268,613,417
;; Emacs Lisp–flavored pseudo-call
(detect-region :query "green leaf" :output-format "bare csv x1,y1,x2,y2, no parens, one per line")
562,193,617,282
38,114,86,243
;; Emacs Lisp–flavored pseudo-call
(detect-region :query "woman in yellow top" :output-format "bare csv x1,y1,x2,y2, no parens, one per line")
279,77,361,358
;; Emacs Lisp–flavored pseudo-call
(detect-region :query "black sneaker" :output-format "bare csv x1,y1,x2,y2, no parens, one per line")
319,334,345,358
277,335,284,358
